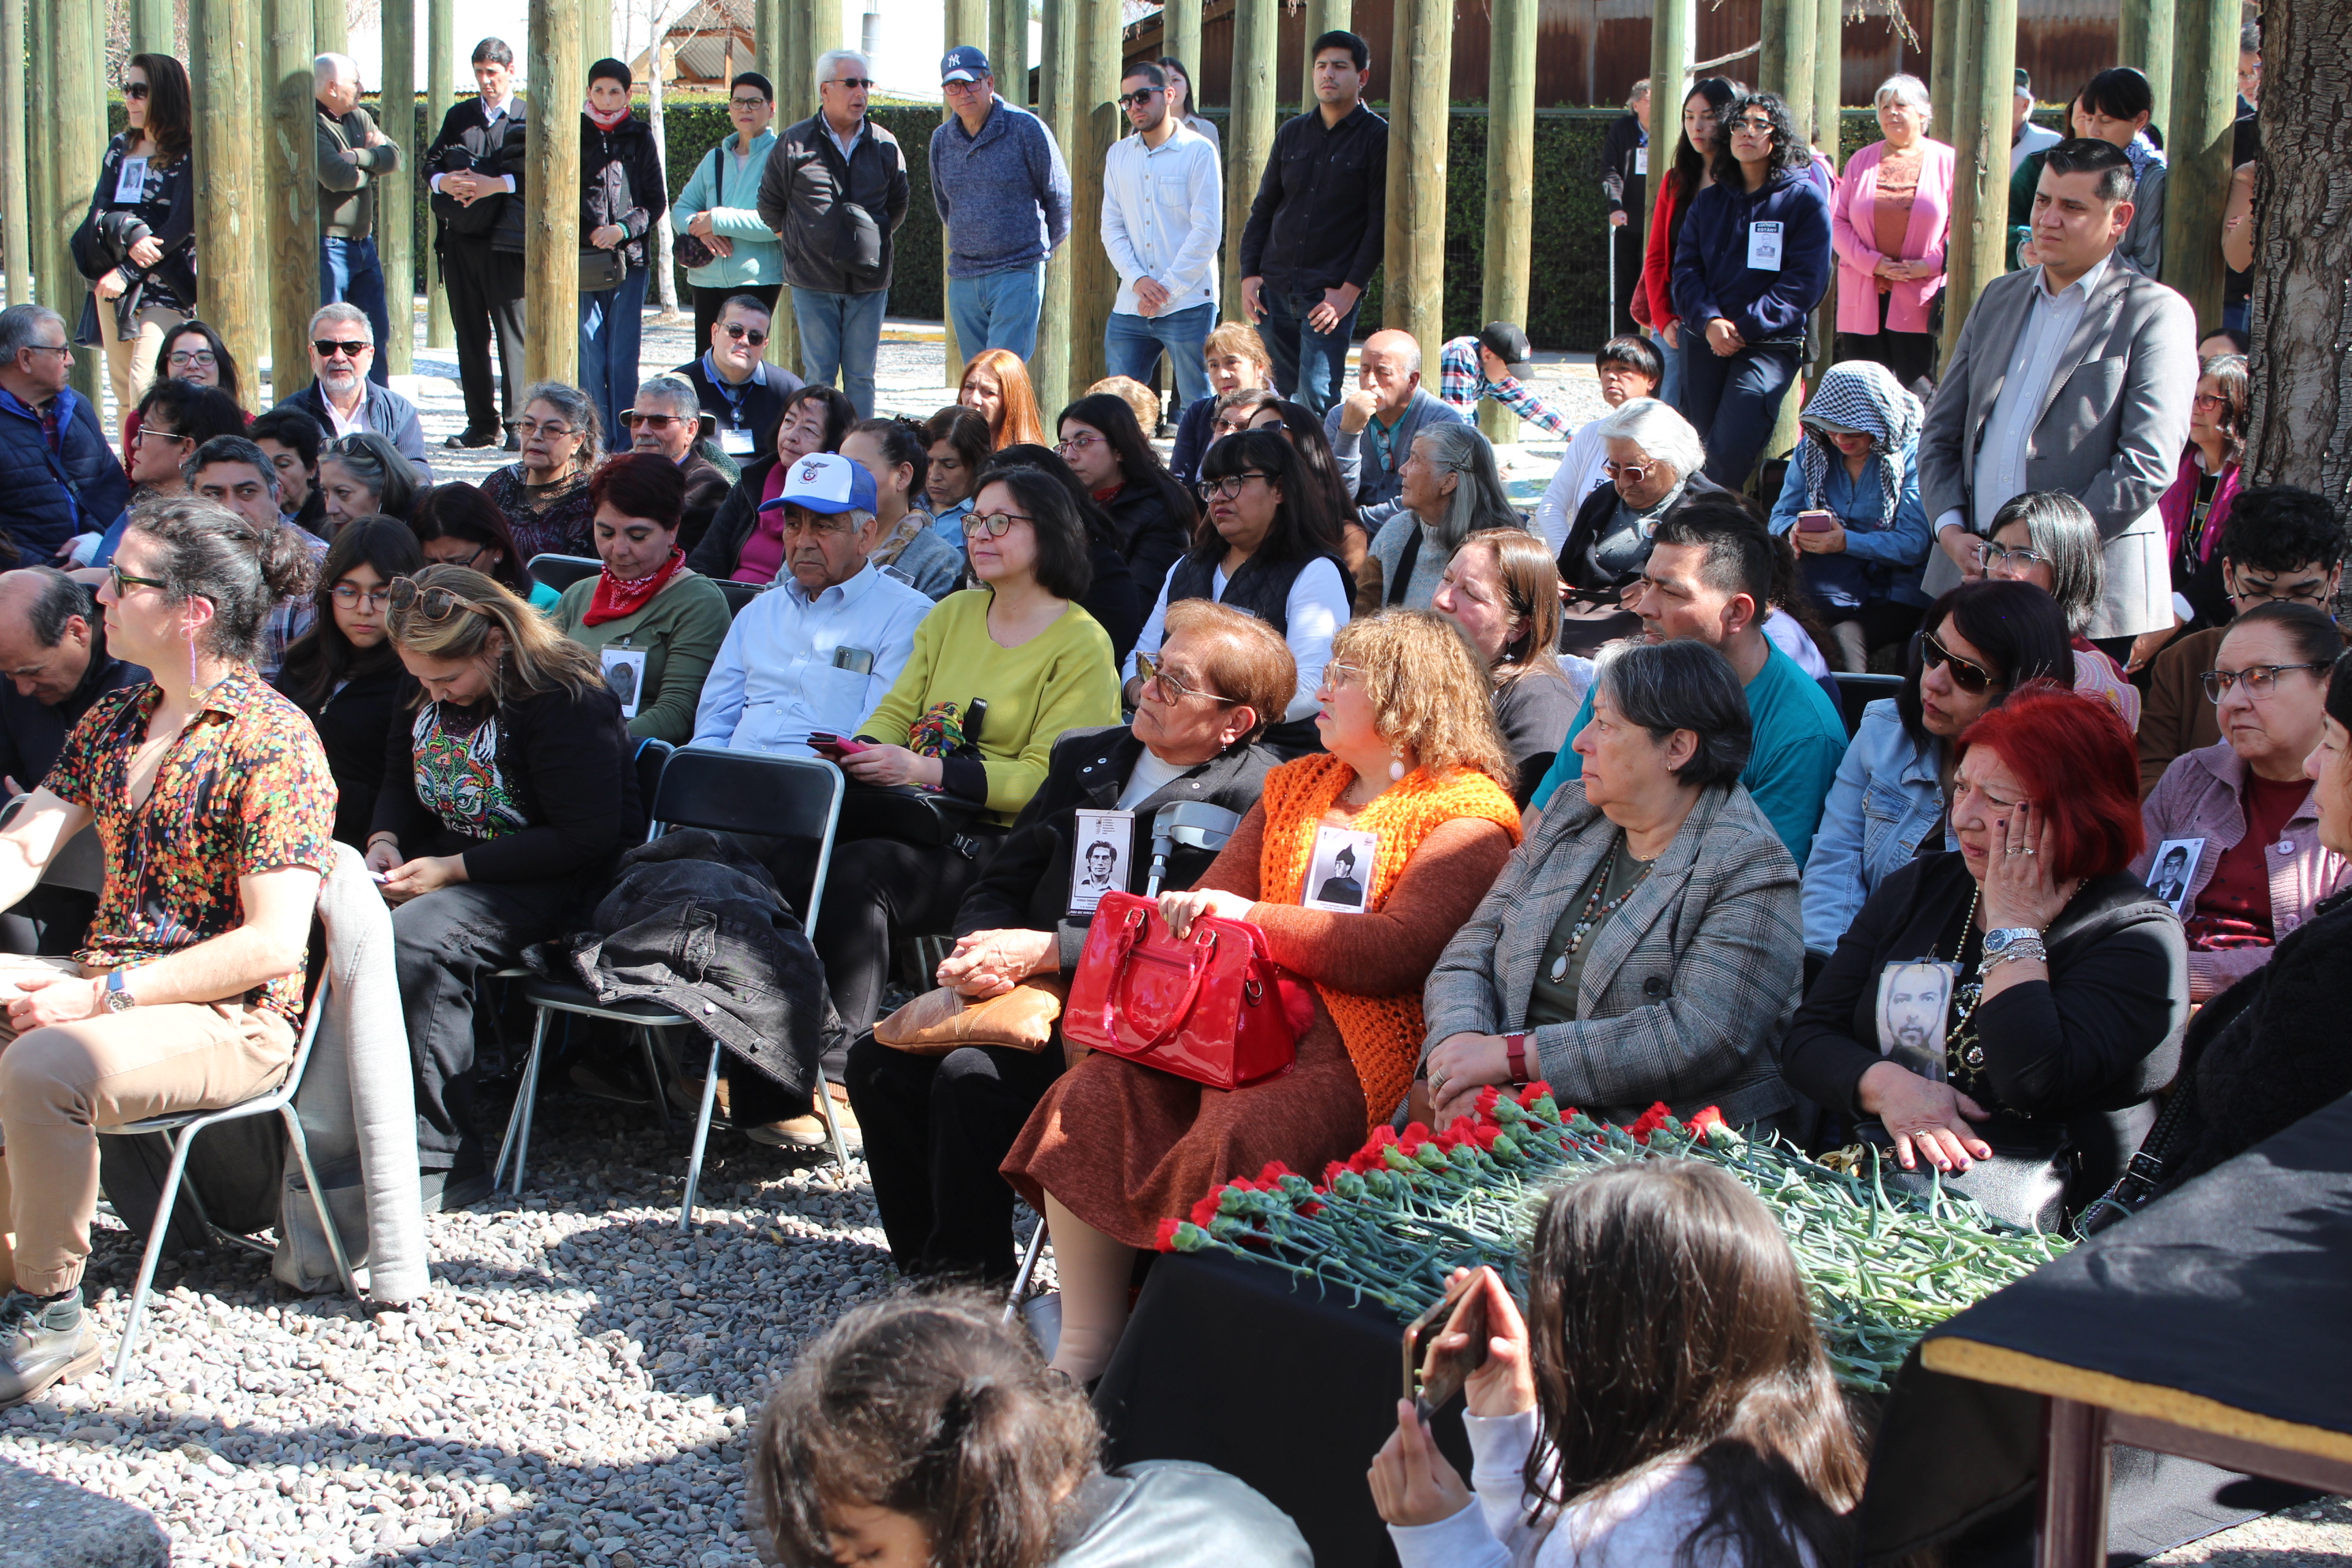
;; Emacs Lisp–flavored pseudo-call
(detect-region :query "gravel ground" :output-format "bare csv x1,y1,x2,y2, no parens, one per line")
33,302,2342,1567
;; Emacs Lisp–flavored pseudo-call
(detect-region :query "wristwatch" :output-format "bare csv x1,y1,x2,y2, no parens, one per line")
103,968,137,1013
1982,928,2043,959
1504,1032,1531,1086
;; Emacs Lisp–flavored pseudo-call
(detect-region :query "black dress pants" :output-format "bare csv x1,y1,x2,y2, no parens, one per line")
845,1029,1066,1279
442,242,527,436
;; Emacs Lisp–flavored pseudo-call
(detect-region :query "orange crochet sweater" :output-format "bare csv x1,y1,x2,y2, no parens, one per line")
1256,755,1522,1122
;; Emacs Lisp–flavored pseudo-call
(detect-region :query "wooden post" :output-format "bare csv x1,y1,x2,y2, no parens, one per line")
1384,0,1448,353
1222,0,1277,322
51,0,101,406
1477,0,1533,445
1940,0,2016,367
761,0,804,374
2161,0,2234,329
24,0,50,320
130,0,176,55
424,0,453,349
0,0,26,309
380,0,415,374
992,0,1027,106
2119,0,2174,138
314,0,345,55
1928,0,1960,143
185,0,261,408
1301,0,1348,112
523,0,582,389
1814,0,1842,380
583,0,609,70
267,0,318,406
1066,0,1120,393
939,0,990,388
1757,0,1815,155
1166,0,1200,91
1649,0,1694,179
1032,0,1077,412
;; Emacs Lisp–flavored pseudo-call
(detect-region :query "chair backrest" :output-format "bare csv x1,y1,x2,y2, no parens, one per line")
1831,672,1906,738
633,738,675,842
714,578,766,617
655,747,847,933
526,553,602,594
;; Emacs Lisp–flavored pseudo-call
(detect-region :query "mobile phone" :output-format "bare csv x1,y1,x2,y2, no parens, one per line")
1797,510,1836,533
832,645,876,676
1402,1270,1492,1418
808,733,869,760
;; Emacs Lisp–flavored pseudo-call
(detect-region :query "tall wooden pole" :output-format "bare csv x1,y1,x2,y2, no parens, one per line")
583,0,609,69
44,3,91,403
1649,0,1694,179
24,0,50,321
380,0,415,374
1166,0,1200,89
1384,0,1449,353
424,0,453,349
1301,0,1349,112
760,0,805,374
1066,0,1119,393
0,0,26,309
1222,0,1277,323
992,0,1027,106
192,0,264,408
939,0,990,387
1477,0,1533,444
2161,0,2234,329
1814,0,1841,150
130,0,177,55
1757,0,1815,152
523,0,582,389
314,0,346,55
2119,0,2174,138
267,0,318,405
1928,0,1960,141
1032,0,1076,414
1940,0,2016,366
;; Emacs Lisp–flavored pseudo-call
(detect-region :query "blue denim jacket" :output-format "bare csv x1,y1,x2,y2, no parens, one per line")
1800,699,1954,953
1767,441,1934,609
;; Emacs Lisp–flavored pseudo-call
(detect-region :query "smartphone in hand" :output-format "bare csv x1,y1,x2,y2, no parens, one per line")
1797,510,1837,533
808,733,870,761
1403,1270,1493,1418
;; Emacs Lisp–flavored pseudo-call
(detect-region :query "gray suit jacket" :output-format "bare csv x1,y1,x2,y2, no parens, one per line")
1915,259,2195,638
1422,781,1803,1128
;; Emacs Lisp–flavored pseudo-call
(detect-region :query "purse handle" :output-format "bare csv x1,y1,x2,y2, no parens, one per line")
1092,903,1221,1047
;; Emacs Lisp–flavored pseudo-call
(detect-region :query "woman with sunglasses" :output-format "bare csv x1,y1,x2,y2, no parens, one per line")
481,381,602,561
369,564,645,1208
840,416,963,600
410,482,564,611
73,54,197,448
1801,578,2070,957
1056,392,1196,623
1979,491,2140,726
2133,602,2348,1002
273,516,425,845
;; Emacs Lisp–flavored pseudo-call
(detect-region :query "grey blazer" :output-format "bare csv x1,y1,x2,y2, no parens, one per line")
1422,780,1803,1128
1915,259,2195,638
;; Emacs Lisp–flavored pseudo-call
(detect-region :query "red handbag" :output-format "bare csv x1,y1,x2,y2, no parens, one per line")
1063,891,1311,1090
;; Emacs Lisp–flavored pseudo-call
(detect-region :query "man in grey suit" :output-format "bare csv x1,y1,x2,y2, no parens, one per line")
1918,137,2195,661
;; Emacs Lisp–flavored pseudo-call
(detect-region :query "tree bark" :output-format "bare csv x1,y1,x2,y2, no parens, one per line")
267,0,318,405
1478,0,1534,444
425,0,454,348
524,0,583,389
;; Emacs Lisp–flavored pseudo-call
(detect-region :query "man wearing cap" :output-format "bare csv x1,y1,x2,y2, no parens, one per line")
930,46,1072,361
1436,323,1572,438
1099,61,1222,412
691,451,932,761
2010,70,2060,174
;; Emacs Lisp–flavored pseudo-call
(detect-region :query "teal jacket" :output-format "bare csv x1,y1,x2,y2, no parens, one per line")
669,131,784,289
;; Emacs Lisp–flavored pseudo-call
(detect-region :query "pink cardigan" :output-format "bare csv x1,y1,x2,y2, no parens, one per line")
1830,138,1955,336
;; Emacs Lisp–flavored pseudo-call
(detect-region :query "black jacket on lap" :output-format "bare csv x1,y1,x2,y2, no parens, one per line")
274,659,416,849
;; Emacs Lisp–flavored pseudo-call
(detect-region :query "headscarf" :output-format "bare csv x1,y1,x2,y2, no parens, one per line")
2125,128,2167,184
1795,361,1923,529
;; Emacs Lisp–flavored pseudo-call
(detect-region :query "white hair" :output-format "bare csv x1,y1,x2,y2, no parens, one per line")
1595,397,1705,483
308,301,372,342
815,49,872,90
314,52,360,88
1874,73,1932,125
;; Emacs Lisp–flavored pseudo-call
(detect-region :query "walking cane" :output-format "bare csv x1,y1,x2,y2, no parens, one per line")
1607,218,1619,336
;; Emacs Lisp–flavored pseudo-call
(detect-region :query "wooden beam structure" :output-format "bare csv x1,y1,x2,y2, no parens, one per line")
1301,0,1348,112
380,0,416,374
1757,0,1815,157
1066,0,1121,393
1164,0,1200,98
1222,0,1276,322
267,0,318,404
2161,0,2236,331
1648,0,1694,195
1928,0,1961,142
24,0,51,324
1941,0,2017,366
583,0,610,70
131,0,177,56
991,0,1027,108
938,0,990,388
1383,0,1450,353
424,0,454,349
314,0,346,55
2119,0,2174,137
760,0,808,374
1814,0,1841,149
0,0,26,309
1477,0,1534,444
191,0,263,407
523,0,583,389
1032,0,1077,414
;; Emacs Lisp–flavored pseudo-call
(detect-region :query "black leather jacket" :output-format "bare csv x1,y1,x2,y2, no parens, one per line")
757,112,911,295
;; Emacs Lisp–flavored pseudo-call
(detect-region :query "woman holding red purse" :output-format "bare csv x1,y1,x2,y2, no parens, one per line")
1002,610,1523,1384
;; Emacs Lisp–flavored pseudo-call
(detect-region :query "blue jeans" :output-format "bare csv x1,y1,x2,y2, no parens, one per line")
794,287,889,418
578,263,653,446
947,263,1046,361
1650,327,1682,412
1258,287,1359,416
321,235,392,387
1104,303,1213,411
1680,338,1800,489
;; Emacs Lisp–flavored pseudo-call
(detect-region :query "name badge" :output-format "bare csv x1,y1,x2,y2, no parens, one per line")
1633,146,1649,176
1068,809,1134,916
115,156,150,204
719,426,755,456
600,647,649,720
1747,220,1784,272
1301,825,1379,913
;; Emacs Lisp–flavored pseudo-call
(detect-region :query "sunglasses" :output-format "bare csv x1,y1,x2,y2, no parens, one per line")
964,510,1032,540
721,323,770,346
124,82,151,100
1195,472,1273,502
108,564,167,598
1603,459,1659,485
1117,89,1162,108
621,410,688,429
827,76,877,89
1134,651,1237,706
314,339,370,360
1921,630,2000,695
387,577,487,622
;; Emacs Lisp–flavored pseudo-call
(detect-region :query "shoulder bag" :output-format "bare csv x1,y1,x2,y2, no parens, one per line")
673,146,720,272
1061,890,1308,1090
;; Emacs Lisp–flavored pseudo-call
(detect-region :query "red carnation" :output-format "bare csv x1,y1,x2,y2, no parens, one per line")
1189,1192,1222,1228
1258,1160,1296,1186
1689,1106,1727,1135
1154,1218,1181,1252
1475,1085,1502,1116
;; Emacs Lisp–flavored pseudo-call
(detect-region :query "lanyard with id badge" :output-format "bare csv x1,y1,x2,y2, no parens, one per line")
1748,220,1785,272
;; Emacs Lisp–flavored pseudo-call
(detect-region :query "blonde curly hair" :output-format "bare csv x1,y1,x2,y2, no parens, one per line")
1330,609,1516,789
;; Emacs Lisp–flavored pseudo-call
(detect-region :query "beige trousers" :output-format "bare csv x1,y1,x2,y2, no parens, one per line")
95,299,189,436
0,956,294,1296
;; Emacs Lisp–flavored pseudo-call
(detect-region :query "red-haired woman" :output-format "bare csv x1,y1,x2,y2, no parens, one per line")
1782,685,2189,1229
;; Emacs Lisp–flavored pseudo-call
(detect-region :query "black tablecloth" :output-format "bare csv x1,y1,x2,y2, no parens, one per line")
1094,1250,1473,1568
1858,1091,2352,1564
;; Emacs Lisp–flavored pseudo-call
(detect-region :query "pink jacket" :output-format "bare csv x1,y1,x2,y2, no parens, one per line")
1831,138,1955,336
2159,449,2242,565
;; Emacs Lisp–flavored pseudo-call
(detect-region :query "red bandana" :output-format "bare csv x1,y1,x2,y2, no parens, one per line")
584,548,685,626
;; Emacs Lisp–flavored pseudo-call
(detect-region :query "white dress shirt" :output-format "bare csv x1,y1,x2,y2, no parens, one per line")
1938,254,2111,541
689,561,934,754
1100,121,1222,318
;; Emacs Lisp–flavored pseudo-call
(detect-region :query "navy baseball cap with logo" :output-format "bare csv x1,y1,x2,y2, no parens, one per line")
941,46,991,84
758,453,879,515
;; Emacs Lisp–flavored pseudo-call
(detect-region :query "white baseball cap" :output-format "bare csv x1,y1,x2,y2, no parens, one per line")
759,452,878,516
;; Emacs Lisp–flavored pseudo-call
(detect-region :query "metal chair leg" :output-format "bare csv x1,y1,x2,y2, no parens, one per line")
1004,1213,1050,1323
280,1106,361,1302
108,1124,201,1395
637,1026,672,1132
493,1007,553,1195
814,1063,852,1171
679,1038,724,1232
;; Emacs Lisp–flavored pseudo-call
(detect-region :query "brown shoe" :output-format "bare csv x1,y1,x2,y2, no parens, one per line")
744,1114,830,1149
667,1076,732,1121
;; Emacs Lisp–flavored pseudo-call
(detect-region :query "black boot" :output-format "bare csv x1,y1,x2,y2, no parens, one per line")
0,1288,98,1407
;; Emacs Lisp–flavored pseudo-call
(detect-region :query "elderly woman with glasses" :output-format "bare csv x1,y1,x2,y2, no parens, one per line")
316,431,424,531
1979,491,2142,726
1554,397,1735,653
370,564,645,1207
481,380,602,561
2151,353,2249,657
1357,421,1524,611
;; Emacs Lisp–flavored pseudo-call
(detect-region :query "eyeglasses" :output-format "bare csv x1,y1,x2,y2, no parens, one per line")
1116,89,1162,108
429,544,489,570
730,96,771,109
1603,459,1659,485
1921,630,2000,695
1731,115,1776,133
387,576,487,622
314,339,370,360
1979,542,2051,572
720,323,769,347
1134,651,1237,706
1320,662,1366,691
2192,392,2230,411
2229,574,2334,607
108,564,167,598
1056,431,1102,455
504,417,576,439
826,76,877,89
330,583,394,609
123,82,150,100
166,349,217,370
621,410,687,429
2202,662,2329,702
1195,472,1273,502
21,342,70,359
964,510,1033,540
134,425,188,446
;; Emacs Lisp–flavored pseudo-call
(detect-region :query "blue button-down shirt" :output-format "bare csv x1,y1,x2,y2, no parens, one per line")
689,560,934,754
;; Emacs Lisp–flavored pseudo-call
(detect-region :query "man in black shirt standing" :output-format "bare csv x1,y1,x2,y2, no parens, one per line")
425,38,530,450
1236,30,1387,416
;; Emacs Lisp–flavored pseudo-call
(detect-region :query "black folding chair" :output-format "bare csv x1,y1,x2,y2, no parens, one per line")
524,553,602,595
1830,672,1906,738
713,578,767,617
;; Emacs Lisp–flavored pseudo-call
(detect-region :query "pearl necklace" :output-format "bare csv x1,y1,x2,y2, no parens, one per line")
1547,842,1654,983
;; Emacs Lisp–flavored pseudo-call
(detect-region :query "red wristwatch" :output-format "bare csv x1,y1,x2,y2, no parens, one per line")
1505,1032,1531,1086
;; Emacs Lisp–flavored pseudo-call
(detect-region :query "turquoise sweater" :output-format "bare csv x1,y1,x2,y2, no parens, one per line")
669,131,785,290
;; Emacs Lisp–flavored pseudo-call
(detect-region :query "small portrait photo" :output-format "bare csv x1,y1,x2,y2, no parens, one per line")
1874,959,1957,1080
601,646,649,720
1066,808,1134,915
1303,826,1380,913
2145,838,2204,916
